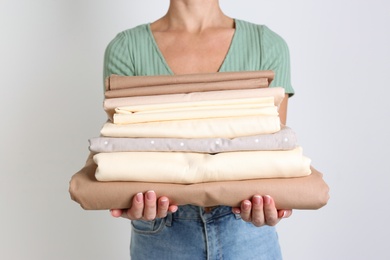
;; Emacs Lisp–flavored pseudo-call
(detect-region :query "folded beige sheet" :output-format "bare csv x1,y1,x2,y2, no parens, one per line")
105,70,275,91
69,153,330,210
105,78,270,98
104,88,285,120
101,115,281,139
94,147,311,183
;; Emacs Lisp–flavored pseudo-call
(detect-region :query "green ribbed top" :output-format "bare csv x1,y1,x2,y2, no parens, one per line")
103,19,294,95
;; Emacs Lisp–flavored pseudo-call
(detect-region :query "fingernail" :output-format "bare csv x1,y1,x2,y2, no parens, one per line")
170,206,178,213
264,195,271,205
233,208,241,214
160,197,168,205
135,192,143,203
253,195,262,205
243,201,251,210
282,211,287,218
146,190,155,201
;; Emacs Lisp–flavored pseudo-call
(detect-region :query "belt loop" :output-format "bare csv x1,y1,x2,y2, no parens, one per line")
165,212,173,227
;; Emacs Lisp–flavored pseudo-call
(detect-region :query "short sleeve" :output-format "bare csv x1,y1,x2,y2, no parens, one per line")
260,26,294,96
103,32,135,84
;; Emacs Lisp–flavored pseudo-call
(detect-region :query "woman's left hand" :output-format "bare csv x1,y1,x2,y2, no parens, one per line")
232,195,292,227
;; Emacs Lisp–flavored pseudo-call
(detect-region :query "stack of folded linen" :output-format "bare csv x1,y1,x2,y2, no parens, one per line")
89,71,311,184
69,71,329,211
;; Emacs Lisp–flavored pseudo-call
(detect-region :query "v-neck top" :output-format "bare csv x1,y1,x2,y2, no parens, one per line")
103,19,294,95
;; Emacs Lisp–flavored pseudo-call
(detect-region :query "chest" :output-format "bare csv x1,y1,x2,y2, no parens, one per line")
152,29,235,75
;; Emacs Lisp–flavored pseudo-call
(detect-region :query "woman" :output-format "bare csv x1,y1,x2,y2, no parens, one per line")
105,0,294,259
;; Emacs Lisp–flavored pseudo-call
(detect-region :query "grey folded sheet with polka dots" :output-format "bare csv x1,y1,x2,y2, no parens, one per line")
89,126,297,153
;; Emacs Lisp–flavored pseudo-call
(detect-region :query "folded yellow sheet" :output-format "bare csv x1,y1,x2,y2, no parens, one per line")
115,96,275,113
113,95,278,125
69,153,330,210
93,147,311,183
101,115,281,138
104,88,285,120
114,107,277,124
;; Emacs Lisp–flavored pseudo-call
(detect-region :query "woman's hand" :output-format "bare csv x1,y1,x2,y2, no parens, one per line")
232,195,292,227
110,190,178,220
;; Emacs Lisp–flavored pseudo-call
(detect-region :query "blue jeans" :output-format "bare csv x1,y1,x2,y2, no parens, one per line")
130,205,282,260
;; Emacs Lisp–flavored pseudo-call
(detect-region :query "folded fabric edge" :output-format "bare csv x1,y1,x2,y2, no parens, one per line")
105,70,275,91
87,127,298,153
103,87,285,121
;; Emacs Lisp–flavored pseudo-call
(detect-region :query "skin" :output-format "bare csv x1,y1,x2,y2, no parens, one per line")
110,0,293,226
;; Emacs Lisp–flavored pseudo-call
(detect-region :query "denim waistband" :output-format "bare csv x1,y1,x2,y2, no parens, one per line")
167,205,241,224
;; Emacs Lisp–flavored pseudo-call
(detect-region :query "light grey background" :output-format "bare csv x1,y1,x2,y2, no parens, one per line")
1,0,389,259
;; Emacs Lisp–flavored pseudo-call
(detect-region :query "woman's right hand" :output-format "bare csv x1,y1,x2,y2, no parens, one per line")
110,190,178,220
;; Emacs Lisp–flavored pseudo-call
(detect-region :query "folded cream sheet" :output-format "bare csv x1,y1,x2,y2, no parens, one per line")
93,147,311,183
104,88,285,120
113,97,275,124
101,115,281,139
115,96,275,114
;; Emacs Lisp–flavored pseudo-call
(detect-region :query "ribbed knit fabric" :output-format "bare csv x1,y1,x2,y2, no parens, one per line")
103,19,294,95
